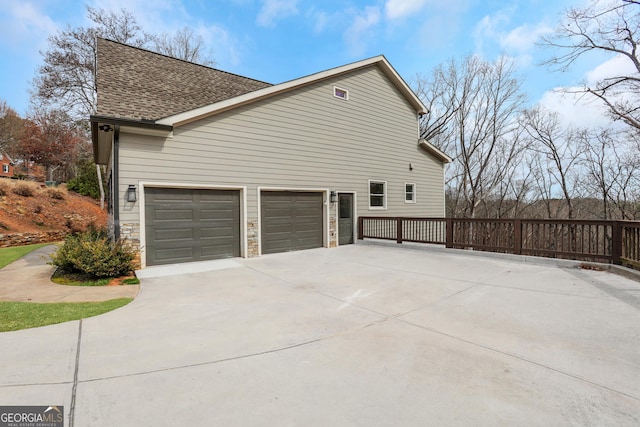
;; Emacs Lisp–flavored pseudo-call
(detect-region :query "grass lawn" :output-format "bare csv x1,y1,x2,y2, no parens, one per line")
0,298,133,332
51,270,140,286
0,243,50,269
51,270,112,286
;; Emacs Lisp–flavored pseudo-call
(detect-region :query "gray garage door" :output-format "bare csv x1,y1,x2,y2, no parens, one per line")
145,188,240,266
261,191,323,254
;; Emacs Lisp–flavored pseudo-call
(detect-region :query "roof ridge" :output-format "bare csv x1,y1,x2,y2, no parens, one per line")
98,37,272,86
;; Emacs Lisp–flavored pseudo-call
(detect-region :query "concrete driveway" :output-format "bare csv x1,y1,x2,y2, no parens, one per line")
1,244,640,426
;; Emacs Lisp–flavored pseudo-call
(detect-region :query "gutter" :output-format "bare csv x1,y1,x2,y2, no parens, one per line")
113,125,121,240
90,115,174,131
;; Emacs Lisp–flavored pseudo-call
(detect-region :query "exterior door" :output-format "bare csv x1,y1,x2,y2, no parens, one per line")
338,193,354,245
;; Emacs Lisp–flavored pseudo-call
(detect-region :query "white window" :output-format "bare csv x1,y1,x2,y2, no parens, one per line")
405,183,416,203
2,164,8,174
333,86,349,100
369,180,386,209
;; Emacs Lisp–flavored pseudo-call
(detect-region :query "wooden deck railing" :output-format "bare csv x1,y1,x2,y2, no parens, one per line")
357,217,640,269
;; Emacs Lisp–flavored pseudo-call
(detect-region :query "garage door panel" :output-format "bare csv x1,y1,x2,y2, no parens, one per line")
200,191,237,201
264,238,297,252
152,209,195,222
200,226,236,238
201,243,237,257
200,208,237,220
261,191,323,255
145,188,240,266
153,229,194,241
153,247,194,262
148,190,194,203
262,223,292,234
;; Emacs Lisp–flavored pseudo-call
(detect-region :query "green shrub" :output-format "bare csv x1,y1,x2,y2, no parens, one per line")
67,160,101,199
50,228,136,278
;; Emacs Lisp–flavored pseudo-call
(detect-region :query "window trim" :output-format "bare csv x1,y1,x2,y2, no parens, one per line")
333,86,349,101
368,179,387,210
404,182,416,204
2,164,8,174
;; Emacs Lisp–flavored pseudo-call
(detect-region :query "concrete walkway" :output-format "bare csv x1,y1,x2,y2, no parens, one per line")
0,245,139,302
1,244,639,426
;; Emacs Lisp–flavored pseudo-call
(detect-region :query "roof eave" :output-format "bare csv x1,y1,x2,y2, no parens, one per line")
418,139,452,164
90,115,173,165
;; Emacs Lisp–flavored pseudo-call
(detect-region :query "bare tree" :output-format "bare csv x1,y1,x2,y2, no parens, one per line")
578,128,640,219
153,27,215,66
33,7,217,120
522,107,584,219
491,155,537,218
414,62,461,144
541,1,640,131
417,55,527,218
32,7,152,120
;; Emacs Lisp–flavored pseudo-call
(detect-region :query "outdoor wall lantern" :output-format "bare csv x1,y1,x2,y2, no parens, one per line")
330,191,338,203
126,185,137,203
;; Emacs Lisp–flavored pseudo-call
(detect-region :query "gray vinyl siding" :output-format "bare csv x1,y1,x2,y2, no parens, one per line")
117,65,446,225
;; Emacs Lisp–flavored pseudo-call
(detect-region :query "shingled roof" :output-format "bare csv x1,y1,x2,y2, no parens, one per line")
96,38,272,121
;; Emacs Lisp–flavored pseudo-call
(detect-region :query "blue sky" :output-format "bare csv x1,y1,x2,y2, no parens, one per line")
0,0,616,123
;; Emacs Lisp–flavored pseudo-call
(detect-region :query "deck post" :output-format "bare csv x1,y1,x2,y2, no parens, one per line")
445,218,453,248
514,219,522,255
358,217,364,240
612,221,622,265
396,218,403,244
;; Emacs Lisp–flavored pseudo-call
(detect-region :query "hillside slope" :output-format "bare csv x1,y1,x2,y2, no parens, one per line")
0,180,107,237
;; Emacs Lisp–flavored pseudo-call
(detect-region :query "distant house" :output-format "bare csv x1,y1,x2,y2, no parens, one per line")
91,38,450,268
11,160,46,182
0,152,14,178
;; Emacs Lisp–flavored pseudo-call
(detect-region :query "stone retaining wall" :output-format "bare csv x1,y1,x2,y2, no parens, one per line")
0,231,67,248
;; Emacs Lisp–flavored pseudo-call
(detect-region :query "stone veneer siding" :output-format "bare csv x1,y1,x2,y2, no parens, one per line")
329,208,337,248
247,220,259,257
119,222,142,267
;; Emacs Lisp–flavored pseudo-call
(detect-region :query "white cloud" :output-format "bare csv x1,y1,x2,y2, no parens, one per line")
473,11,551,70
196,24,242,66
307,8,334,34
385,0,430,20
535,52,640,130
502,23,551,53
312,10,328,33
585,54,637,85
87,0,190,34
344,6,381,56
85,0,246,69
0,2,57,53
473,11,510,55
538,88,611,129
256,0,298,27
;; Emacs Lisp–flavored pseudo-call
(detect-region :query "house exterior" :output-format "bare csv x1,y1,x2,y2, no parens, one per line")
91,38,450,268
0,152,14,178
